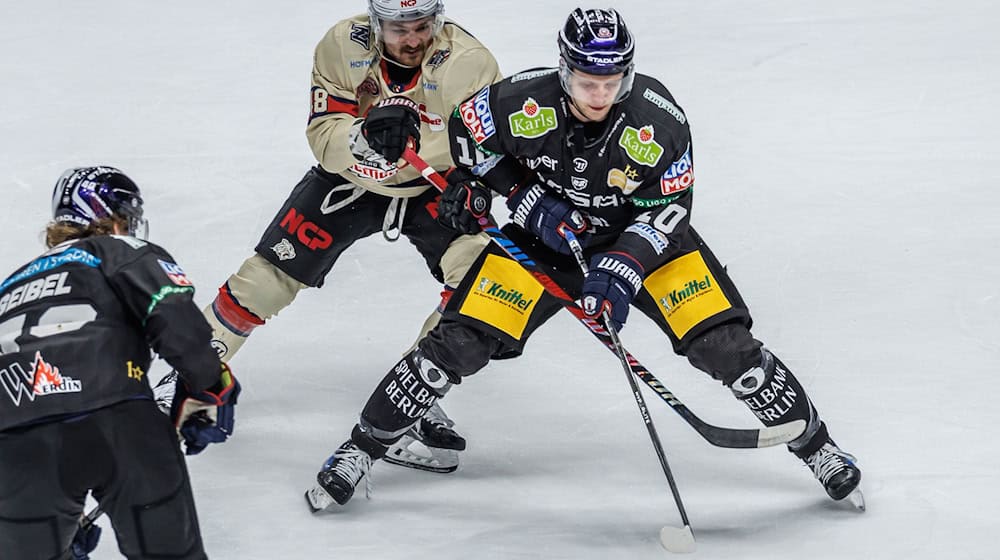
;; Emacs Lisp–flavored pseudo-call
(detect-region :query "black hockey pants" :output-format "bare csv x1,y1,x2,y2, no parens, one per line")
0,399,206,560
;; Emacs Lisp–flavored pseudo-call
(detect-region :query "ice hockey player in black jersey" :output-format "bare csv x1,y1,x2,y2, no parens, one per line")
0,167,240,559
305,8,862,513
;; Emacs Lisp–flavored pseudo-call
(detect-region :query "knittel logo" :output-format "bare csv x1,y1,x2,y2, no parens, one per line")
619,125,664,167
475,277,534,311
31,352,82,397
508,98,558,139
659,275,713,312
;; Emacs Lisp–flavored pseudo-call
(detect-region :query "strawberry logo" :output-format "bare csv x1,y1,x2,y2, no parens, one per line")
638,125,654,143
523,98,539,117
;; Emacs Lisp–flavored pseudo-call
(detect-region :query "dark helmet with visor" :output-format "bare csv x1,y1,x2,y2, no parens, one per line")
51,166,148,239
557,8,636,103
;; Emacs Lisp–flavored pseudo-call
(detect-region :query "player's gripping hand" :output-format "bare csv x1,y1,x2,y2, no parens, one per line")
581,252,644,331
70,522,100,560
170,363,240,455
362,96,421,163
438,168,492,234
507,183,590,254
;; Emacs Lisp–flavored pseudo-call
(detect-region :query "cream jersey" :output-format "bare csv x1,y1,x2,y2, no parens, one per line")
306,14,502,198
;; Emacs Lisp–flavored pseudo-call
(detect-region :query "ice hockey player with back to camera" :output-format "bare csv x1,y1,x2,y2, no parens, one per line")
149,0,504,474
0,167,240,560
305,8,863,513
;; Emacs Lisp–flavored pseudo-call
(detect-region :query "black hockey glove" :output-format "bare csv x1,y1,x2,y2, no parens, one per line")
438,168,492,234
581,252,645,331
362,96,421,163
170,363,240,455
507,183,590,254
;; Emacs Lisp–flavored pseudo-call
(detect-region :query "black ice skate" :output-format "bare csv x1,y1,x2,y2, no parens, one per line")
305,441,374,513
805,442,864,510
383,402,464,473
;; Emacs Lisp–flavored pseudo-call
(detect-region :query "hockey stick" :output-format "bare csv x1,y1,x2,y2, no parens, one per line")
402,146,804,449
561,228,694,553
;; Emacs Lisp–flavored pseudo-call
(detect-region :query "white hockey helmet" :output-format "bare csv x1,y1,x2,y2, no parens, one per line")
368,0,445,38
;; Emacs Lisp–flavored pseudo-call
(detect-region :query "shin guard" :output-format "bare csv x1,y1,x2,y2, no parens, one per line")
730,348,823,452
359,348,452,444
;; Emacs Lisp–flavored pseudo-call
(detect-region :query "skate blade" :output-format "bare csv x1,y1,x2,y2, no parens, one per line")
304,485,337,514
383,435,459,474
846,488,866,512
659,524,696,553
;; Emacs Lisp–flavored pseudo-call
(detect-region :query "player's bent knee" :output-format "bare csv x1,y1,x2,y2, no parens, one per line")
439,232,491,288
419,321,501,379
684,322,762,385
227,254,307,320
122,484,204,559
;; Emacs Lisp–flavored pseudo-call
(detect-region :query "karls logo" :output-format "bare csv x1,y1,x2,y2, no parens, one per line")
279,208,332,250
475,277,534,311
618,125,664,167
660,275,713,311
508,97,557,139
1,352,82,406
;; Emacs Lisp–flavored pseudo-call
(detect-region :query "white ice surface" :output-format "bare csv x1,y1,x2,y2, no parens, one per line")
2,1,998,558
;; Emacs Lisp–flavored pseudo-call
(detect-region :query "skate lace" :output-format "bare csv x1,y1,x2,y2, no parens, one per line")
333,447,374,499
423,402,455,429
807,444,856,484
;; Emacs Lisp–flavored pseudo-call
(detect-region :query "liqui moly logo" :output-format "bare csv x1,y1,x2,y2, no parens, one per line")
459,87,496,144
660,144,694,195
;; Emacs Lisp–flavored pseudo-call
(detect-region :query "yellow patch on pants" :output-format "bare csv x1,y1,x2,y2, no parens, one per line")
458,254,544,340
644,251,733,339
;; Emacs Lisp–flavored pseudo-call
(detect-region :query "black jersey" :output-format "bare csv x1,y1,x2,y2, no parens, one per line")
449,68,696,273
0,235,221,431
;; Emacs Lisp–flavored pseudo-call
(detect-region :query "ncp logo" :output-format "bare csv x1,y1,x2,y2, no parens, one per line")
279,208,332,251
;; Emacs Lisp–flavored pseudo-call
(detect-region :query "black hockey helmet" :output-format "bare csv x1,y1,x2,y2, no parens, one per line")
51,166,148,238
557,8,636,102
